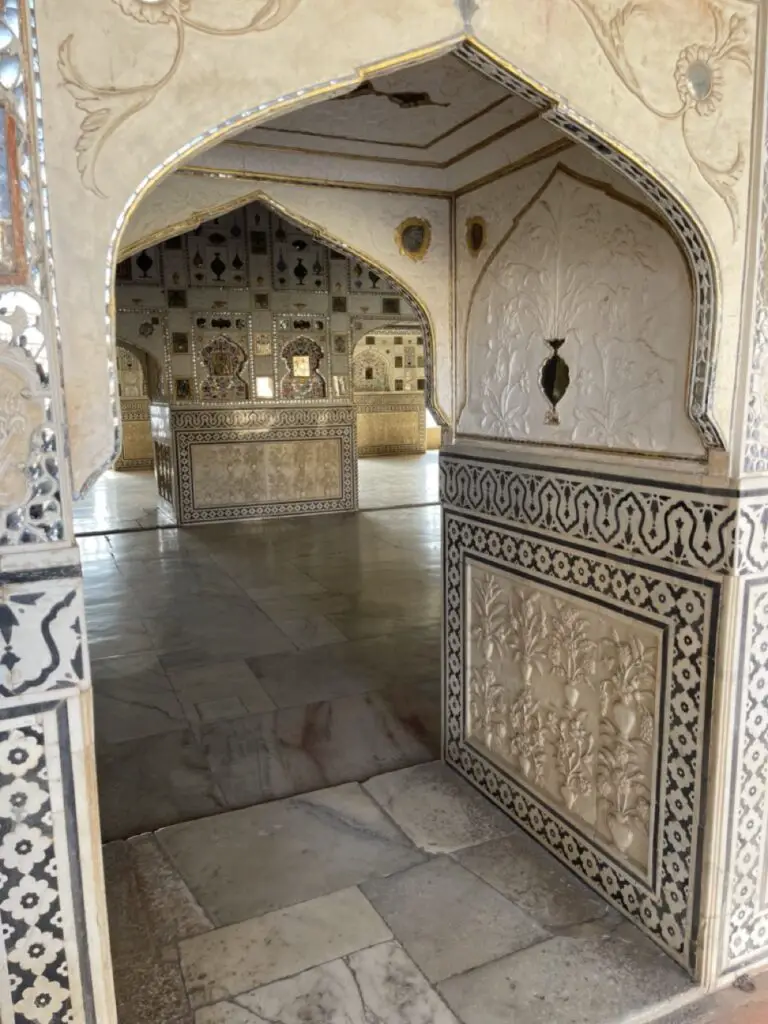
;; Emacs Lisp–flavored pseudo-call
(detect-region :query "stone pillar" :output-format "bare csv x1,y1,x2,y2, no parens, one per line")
0,3,116,1020
704,36,768,984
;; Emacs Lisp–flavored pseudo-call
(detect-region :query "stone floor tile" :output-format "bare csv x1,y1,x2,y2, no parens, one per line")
197,940,459,1024
363,761,515,854
179,887,391,1008
271,614,349,649
97,729,226,841
454,830,614,930
361,855,547,982
203,692,433,808
94,677,188,746
103,835,212,960
111,952,193,1024
437,922,692,1024
103,835,213,1024
91,651,168,685
158,782,425,925
247,626,439,709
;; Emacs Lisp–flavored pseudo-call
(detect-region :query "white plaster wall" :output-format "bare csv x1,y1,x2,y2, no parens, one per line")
33,0,759,492
456,147,704,457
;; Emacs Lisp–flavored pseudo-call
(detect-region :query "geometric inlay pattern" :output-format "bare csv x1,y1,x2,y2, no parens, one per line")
0,722,72,1022
441,452,768,576
722,577,768,971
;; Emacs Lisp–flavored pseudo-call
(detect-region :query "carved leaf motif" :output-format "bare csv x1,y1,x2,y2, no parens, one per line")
568,0,752,233
506,591,549,685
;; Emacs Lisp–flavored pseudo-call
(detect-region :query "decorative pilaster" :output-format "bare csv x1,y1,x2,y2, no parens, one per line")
0,2,115,1021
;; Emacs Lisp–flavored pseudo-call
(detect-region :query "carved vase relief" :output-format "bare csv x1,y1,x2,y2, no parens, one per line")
467,563,660,871
459,168,704,457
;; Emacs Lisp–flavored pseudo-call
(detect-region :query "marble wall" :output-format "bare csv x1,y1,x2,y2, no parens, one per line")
355,393,427,458
456,153,703,458
0,4,766,1021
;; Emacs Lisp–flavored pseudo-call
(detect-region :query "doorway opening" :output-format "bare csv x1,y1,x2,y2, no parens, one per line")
85,42,714,1024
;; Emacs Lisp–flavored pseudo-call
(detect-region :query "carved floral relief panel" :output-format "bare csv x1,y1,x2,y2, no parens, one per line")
458,167,704,457
467,562,662,873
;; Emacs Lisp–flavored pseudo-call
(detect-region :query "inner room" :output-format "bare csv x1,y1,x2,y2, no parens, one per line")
77,44,719,1024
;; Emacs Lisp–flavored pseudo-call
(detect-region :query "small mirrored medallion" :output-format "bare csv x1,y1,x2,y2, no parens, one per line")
396,218,431,262
686,60,713,101
466,216,486,257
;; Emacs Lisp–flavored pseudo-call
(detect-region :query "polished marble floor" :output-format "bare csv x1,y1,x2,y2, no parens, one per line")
84,505,441,840
104,761,699,1024
74,452,439,535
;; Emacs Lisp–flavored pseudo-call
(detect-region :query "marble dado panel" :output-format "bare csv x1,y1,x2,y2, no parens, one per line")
355,393,426,458
444,508,719,971
466,564,662,875
116,397,153,469
173,405,357,524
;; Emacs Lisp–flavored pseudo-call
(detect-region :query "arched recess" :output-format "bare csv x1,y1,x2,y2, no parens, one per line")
95,37,722,494
458,162,704,458
111,186,450,440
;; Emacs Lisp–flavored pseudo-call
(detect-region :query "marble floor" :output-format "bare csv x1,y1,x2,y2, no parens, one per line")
104,760,699,1024
74,452,439,534
84,505,441,840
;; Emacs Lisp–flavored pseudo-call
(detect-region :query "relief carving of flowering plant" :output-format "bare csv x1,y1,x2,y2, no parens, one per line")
470,572,509,663
599,629,657,744
597,730,651,855
546,707,594,810
547,599,596,707
569,0,752,235
58,0,304,196
468,664,508,754
506,591,549,686
508,687,546,784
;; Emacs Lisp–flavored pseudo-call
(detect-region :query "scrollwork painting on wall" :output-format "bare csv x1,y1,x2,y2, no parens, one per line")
58,0,305,197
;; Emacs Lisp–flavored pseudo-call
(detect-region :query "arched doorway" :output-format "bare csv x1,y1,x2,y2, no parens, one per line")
3,5,764,1023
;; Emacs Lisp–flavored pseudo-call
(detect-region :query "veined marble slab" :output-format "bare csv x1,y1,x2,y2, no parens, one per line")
195,941,459,1024
179,887,391,1008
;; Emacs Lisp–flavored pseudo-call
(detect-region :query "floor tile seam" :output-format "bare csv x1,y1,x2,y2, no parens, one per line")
433,928,562,989
132,833,217,937
445,845,620,935
625,987,712,1024
179,888,396,1008
220,937,407,1018
358,776,455,858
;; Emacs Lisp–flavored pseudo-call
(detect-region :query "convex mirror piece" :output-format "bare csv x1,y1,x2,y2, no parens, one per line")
540,338,570,425
396,218,431,261
466,217,486,256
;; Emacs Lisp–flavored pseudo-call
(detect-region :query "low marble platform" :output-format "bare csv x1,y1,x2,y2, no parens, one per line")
104,761,701,1024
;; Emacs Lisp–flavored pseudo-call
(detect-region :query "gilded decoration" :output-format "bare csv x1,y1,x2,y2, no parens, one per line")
465,215,486,256
568,0,752,236
57,0,304,196
396,218,432,262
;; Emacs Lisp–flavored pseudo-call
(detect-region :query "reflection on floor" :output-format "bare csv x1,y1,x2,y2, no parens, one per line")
73,468,173,534
104,760,697,1024
74,452,439,534
358,450,439,510
85,505,441,840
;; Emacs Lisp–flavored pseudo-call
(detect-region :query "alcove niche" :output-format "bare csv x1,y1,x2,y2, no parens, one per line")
457,164,704,459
